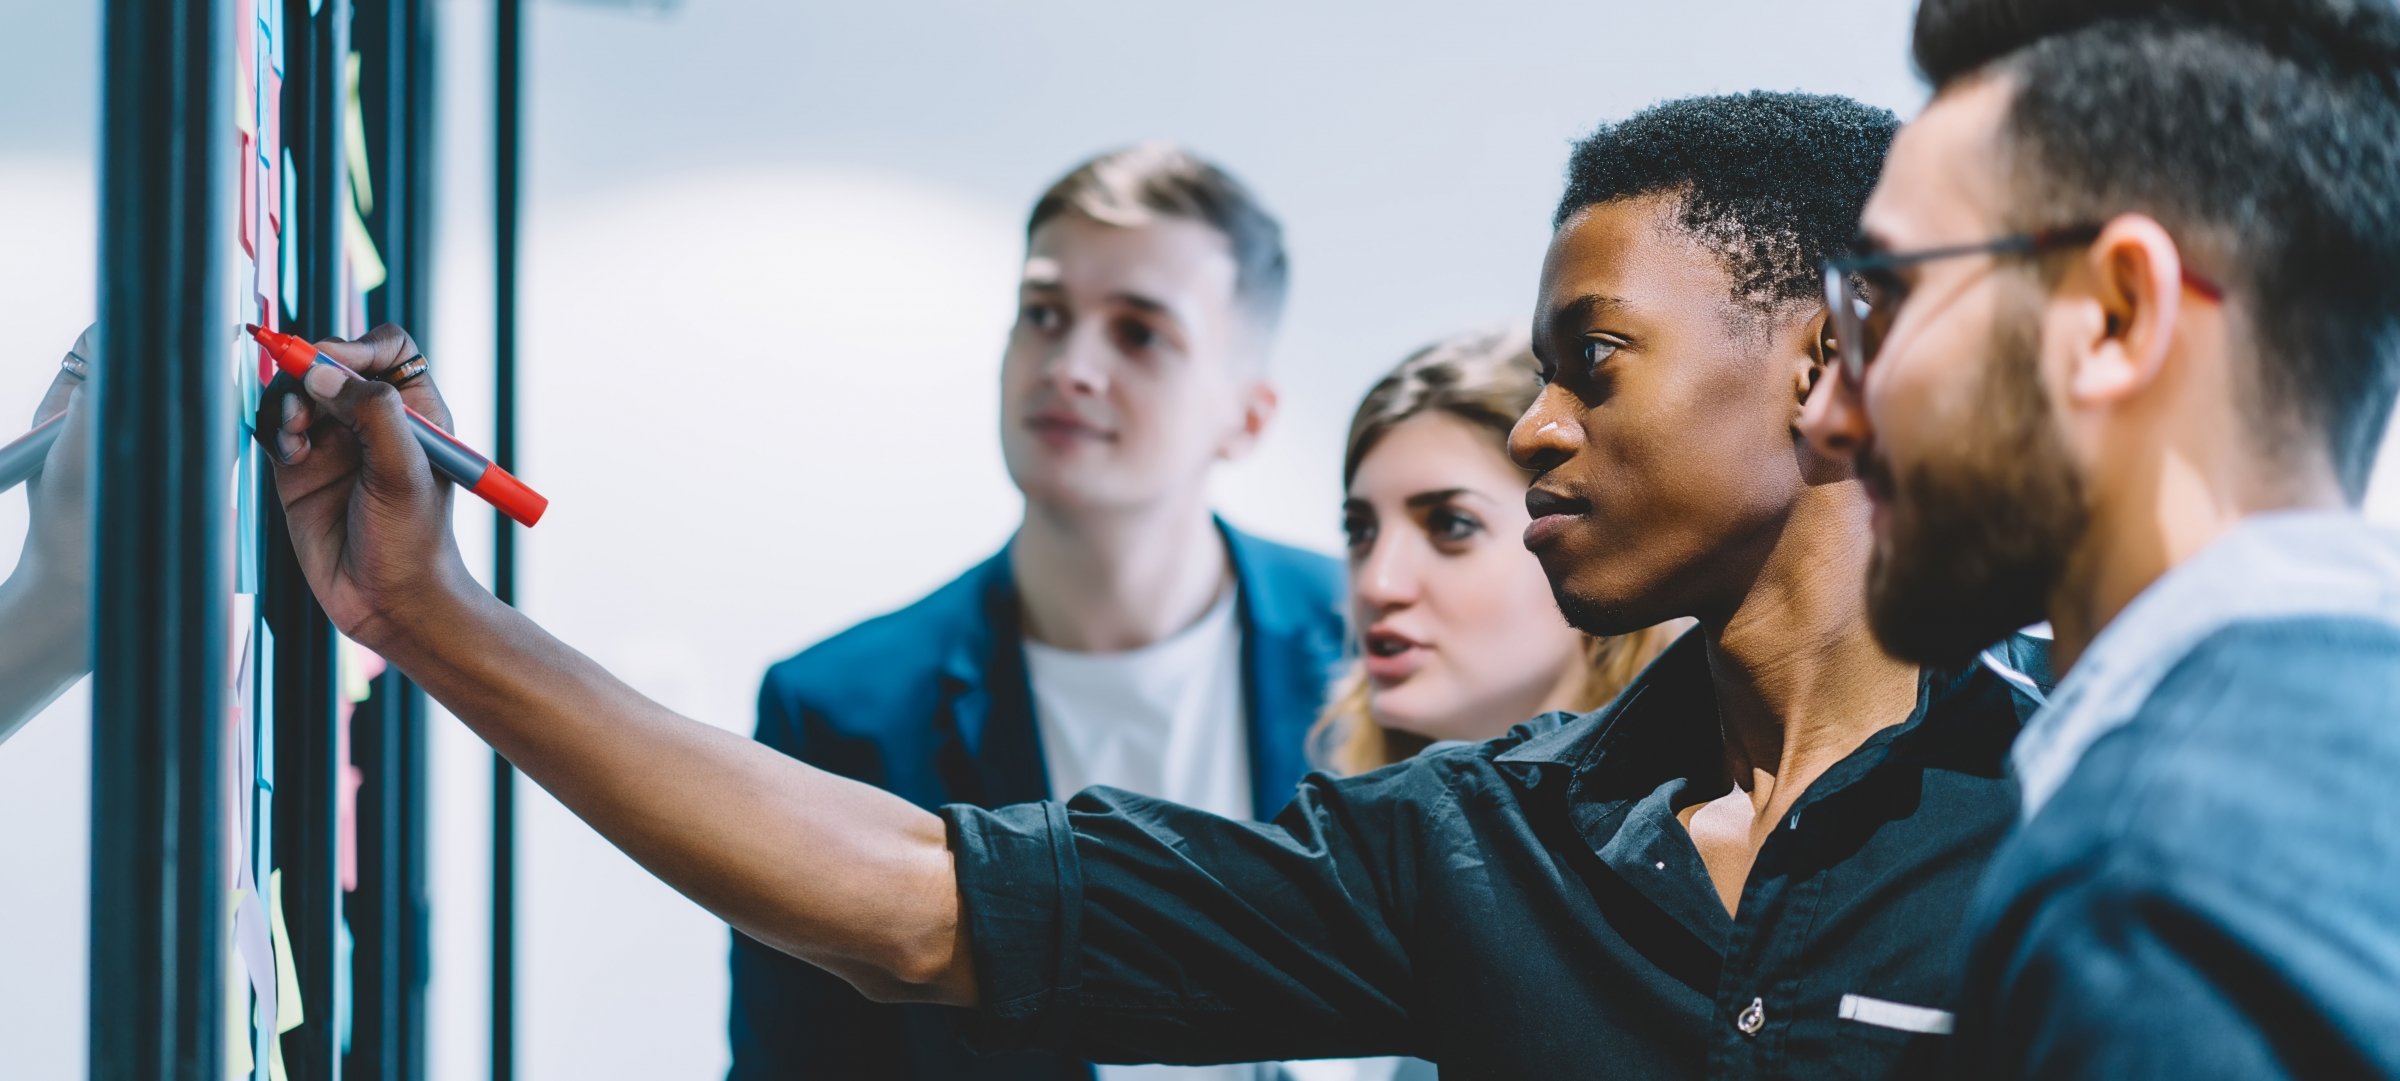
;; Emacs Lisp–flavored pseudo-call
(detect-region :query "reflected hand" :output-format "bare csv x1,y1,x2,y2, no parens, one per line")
20,324,97,594
261,323,479,649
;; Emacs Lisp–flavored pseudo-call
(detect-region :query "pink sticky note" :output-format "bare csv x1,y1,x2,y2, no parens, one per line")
231,0,253,97
337,700,361,892
262,73,282,230
239,133,256,258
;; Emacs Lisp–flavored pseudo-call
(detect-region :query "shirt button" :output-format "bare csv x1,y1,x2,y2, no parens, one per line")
1736,997,1766,1036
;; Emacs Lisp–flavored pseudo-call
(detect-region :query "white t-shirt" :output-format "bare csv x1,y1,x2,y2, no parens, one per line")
1023,590,1408,1081
1024,586,1253,821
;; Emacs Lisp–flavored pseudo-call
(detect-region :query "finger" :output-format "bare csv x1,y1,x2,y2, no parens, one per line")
256,373,314,465
314,322,453,433
31,324,95,426
29,383,93,491
299,361,439,505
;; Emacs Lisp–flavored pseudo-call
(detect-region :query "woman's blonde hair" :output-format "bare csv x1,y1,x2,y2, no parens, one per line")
1311,328,1683,776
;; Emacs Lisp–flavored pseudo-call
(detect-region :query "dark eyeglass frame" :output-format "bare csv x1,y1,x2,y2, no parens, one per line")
1817,223,2226,388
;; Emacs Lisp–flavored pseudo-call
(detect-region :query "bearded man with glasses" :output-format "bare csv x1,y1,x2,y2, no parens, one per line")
1800,0,2400,1076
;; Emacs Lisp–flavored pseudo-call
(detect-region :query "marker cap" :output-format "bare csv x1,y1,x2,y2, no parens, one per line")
471,462,549,528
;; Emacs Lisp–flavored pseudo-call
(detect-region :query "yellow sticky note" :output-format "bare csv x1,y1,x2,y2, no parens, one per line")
267,870,305,1034
228,890,253,1077
343,195,387,294
236,65,257,137
344,52,372,216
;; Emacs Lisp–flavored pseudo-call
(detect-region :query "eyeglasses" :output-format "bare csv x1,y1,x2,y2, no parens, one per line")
1817,223,2226,388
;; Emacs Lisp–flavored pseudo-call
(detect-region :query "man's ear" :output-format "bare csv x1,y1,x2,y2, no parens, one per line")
1218,379,1279,462
2067,214,2186,407
1794,304,1835,409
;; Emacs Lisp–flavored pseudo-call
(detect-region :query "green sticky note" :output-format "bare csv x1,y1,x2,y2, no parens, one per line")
268,870,304,1034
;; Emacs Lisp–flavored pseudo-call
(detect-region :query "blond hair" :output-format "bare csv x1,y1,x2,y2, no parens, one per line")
1310,328,1682,776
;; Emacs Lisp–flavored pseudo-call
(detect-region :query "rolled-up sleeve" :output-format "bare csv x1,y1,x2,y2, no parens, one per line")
942,767,1435,1065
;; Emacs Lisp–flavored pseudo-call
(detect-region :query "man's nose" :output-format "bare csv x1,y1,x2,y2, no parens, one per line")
1798,363,1872,460
1040,327,1110,397
1508,385,1580,473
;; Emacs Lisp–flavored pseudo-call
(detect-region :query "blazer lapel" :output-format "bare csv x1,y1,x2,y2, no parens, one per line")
1221,521,1342,820
933,546,1053,808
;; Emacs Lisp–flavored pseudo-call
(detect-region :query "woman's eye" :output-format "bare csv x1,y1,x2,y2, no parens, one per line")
1021,303,1063,332
1429,509,1481,543
1581,338,1620,371
1342,515,1375,552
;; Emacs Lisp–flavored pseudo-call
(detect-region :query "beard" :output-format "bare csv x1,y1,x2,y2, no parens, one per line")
1864,305,2087,668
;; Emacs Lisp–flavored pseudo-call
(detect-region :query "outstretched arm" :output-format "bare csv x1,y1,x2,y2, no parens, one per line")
264,324,973,1004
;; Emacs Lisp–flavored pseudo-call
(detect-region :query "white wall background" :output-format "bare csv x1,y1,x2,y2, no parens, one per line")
9,2,2400,1080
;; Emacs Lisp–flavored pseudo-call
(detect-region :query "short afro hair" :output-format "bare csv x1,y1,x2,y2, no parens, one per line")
1912,0,2400,499
1554,91,1900,312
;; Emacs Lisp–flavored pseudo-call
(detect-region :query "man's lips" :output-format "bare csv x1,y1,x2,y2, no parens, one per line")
1523,487,1591,549
1026,411,1116,444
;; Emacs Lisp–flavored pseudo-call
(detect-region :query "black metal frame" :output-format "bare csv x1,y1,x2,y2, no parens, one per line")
492,3,525,1079
265,0,354,1078
90,0,231,1076
349,1,436,1077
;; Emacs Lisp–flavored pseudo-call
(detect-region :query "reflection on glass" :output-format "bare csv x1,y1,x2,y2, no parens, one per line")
0,324,95,743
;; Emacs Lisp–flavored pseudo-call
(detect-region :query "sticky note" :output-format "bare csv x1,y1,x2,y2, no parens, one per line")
228,890,252,1076
268,870,303,1033
344,52,372,217
337,639,372,704
337,701,358,892
239,134,256,258
279,150,299,320
344,195,387,294
261,71,282,206
235,446,258,594
235,0,254,108
234,886,276,1046
235,65,255,137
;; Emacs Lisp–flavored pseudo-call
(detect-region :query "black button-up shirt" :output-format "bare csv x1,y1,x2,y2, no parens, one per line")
941,634,2033,1079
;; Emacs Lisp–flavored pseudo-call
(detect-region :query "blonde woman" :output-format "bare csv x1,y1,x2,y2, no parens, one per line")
1317,329,1684,774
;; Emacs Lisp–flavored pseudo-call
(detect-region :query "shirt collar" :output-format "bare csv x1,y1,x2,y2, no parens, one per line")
1494,630,2011,803
2012,510,2400,818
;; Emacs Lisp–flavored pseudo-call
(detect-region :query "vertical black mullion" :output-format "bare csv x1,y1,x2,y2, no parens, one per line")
89,0,230,1077
346,0,429,1076
395,6,436,1078
268,0,351,1078
491,2,523,1080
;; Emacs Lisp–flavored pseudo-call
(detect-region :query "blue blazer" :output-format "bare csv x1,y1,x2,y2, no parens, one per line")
728,521,1345,1081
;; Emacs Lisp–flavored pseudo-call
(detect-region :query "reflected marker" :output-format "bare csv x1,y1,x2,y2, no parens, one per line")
0,411,65,493
248,324,548,527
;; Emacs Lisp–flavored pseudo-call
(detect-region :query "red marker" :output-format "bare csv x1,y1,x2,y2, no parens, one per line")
249,324,548,527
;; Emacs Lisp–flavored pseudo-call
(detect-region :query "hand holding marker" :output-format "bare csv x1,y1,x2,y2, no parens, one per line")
0,330,93,493
250,324,548,527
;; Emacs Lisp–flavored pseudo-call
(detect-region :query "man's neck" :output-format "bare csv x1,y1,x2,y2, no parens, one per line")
1701,487,1921,818
1011,495,1232,654
2045,440,2346,674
